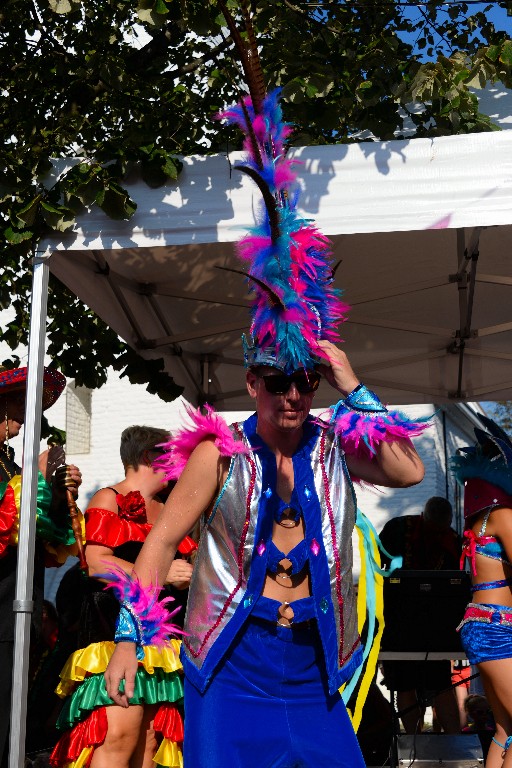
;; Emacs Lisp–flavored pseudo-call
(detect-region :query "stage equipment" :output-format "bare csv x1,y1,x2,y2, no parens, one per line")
382,569,472,653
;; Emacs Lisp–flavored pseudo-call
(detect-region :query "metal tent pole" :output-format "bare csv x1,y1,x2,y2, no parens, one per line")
9,250,50,768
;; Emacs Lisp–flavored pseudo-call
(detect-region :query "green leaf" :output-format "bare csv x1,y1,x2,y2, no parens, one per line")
486,44,501,63
5,227,33,244
499,40,512,67
40,415,66,445
154,0,169,15
41,201,76,232
98,183,137,220
162,155,182,180
16,195,42,227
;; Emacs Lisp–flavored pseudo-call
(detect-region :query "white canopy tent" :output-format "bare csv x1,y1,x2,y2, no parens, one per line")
10,126,512,766
40,128,512,407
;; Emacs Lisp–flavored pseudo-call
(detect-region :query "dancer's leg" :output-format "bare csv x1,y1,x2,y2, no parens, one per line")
478,659,512,768
130,704,159,768
90,704,145,768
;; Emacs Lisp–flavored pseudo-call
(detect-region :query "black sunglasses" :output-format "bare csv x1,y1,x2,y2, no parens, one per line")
260,370,321,395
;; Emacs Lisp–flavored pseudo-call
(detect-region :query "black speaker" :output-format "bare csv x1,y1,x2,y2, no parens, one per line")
381,570,471,652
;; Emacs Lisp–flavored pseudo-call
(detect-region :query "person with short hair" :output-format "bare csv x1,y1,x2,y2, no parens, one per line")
50,426,193,768
380,497,460,572
462,694,495,761
463,693,493,730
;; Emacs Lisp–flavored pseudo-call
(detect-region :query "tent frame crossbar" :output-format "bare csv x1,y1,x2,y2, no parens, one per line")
450,228,482,399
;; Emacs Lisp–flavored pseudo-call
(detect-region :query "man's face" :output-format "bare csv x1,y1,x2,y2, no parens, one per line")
0,392,26,443
246,366,319,433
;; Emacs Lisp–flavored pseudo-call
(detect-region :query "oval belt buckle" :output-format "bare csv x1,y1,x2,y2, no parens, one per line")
277,601,294,627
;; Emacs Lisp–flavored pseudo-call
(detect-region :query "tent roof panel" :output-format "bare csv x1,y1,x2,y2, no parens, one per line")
43,130,512,254
43,130,512,406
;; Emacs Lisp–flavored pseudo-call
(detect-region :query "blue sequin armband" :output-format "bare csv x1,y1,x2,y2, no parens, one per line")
344,384,387,414
115,602,145,660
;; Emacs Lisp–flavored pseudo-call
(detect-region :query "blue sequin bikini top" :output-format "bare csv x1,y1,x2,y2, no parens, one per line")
265,488,309,576
272,488,302,525
462,509,512,592
266,539,309,575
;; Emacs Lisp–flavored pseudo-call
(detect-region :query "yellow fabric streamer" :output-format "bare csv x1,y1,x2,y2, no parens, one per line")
153,738,184,767
56,640,182,698
342,523,386,732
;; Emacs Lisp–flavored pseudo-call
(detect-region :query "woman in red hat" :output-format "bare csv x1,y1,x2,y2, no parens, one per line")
0,365,81,766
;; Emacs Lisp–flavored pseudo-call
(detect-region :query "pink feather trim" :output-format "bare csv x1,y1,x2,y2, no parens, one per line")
103,564,186,646
154,405,252,481
330,409,431,460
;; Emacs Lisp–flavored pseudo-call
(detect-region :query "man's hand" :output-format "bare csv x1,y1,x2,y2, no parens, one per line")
104,642,138,708
315,340,360,397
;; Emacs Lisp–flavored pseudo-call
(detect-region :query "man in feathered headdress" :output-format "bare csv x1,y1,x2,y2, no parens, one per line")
103,76,431,764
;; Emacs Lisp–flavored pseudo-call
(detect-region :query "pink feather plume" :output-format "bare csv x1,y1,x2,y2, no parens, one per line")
329,409,432,460
154,405,252,481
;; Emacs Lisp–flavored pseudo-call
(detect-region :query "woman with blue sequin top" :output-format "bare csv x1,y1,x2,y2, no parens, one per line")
455,416,512,768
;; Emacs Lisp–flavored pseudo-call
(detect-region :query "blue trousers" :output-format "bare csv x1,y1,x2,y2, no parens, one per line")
184,617,365,767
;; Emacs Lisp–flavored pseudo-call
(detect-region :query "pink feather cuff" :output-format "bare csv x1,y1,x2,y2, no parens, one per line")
328,404,431,459
103,565,186,654
154,404,252,481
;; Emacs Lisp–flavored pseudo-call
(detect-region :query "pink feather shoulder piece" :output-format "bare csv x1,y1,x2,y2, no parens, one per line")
154,404,252,481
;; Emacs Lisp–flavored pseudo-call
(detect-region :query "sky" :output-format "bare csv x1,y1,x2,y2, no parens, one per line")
400,1,511,58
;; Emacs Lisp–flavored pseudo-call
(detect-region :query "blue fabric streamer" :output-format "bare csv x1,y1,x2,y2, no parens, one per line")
341,509,402,704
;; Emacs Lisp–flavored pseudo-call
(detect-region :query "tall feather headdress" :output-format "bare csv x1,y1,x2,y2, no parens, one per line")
217,2,349,373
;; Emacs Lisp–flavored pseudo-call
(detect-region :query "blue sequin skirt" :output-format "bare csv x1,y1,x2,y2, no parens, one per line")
459,602,512,664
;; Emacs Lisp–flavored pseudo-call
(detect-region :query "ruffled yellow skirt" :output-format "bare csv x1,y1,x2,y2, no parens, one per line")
50,641,183,768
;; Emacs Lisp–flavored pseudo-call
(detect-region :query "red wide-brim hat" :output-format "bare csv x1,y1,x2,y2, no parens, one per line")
0,367,66,411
